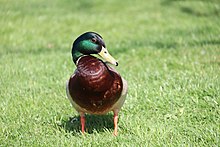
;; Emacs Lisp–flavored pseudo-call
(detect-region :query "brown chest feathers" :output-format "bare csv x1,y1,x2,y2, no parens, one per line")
68,56,123,113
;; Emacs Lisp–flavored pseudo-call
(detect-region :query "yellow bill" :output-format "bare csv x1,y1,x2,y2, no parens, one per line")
98,46,118,66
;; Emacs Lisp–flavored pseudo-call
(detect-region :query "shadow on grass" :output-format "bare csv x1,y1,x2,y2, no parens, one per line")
59,113,114,135
180,6,220,17
161,0,220,17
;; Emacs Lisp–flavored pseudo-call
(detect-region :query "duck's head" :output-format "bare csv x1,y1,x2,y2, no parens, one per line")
71,32,118,66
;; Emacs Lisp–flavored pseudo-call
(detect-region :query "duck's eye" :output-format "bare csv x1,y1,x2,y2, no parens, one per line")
104,51,107,54
91,38,96,43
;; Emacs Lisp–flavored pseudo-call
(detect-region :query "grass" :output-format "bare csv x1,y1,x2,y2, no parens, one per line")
0,0,220,146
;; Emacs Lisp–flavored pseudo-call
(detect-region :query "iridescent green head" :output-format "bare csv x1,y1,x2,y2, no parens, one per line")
71,32,118,66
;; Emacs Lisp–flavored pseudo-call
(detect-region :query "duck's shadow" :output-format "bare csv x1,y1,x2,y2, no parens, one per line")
59,114,114,134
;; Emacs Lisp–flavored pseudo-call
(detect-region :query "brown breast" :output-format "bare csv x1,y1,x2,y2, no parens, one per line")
68,56,123,113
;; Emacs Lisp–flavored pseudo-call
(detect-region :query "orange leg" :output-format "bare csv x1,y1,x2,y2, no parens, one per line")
80,112,85,134
113,110,119,136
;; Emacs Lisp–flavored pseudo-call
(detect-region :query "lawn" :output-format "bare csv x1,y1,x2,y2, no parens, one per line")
0,0,220,146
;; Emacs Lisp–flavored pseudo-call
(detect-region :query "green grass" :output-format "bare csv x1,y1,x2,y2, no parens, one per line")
1,0,220,146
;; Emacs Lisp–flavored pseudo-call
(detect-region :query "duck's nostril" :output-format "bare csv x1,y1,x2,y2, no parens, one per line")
116,62,118,66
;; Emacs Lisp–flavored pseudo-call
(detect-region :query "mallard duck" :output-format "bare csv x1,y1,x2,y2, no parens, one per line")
66,32,127,136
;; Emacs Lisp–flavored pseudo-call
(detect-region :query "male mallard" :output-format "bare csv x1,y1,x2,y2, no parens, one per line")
66,32,127,136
